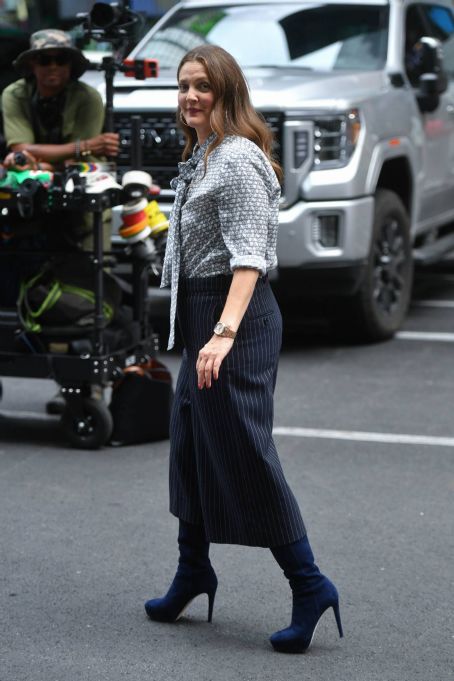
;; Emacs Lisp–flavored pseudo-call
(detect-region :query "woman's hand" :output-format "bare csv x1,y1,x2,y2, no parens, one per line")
196,335,235,389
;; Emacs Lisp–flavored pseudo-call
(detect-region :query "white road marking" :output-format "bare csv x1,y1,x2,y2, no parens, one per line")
2,412,453,448
412,299,454,308
396,331,454,342
273,426,454,448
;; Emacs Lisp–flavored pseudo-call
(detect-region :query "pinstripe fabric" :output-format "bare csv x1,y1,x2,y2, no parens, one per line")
169,275,306,547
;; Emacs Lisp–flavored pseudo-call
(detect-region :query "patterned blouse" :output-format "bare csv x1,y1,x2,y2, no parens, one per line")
161,133,281,349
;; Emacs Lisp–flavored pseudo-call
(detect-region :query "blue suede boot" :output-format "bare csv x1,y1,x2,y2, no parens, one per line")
144,520,217,623
270,535,343,653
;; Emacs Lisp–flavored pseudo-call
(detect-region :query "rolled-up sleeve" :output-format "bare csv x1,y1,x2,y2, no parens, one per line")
216,151,271,275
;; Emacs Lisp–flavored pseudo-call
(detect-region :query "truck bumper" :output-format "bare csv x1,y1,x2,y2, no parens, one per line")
271,260,367,298
275,196,374,296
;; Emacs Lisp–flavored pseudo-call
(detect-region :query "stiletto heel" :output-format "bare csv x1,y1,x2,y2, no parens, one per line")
207,589,216,622
333,601,344,638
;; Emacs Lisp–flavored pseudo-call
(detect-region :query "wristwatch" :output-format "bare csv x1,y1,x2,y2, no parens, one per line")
213,321,237,339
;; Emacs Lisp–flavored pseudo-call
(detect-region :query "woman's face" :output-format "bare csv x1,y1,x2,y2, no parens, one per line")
178,61,215,144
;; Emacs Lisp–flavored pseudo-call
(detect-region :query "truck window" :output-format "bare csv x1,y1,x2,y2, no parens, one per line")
134,3,389,72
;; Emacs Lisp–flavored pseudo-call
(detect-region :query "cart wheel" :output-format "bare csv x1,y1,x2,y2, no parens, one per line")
61,397,113,450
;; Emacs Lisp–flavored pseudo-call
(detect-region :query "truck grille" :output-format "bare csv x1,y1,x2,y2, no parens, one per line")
113,111,284,188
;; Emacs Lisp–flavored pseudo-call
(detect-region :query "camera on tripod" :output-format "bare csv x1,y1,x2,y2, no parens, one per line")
77,2,158,81
79,1,138,44
87,2,135,39
76,2,163,264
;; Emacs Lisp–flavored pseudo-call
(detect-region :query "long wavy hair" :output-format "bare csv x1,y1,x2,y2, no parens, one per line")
176,44,283,183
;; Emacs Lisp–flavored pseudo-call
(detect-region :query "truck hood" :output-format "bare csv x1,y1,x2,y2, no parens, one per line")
112,67,387,111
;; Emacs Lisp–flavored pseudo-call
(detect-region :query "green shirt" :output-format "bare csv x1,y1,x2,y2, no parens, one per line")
1,78,104,147
1,79,111,250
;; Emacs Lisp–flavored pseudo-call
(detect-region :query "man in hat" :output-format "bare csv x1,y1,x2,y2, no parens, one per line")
1,28,119,170
0,30,120,415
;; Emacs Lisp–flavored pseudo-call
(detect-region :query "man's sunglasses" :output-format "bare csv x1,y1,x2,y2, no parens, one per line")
35,53,71,67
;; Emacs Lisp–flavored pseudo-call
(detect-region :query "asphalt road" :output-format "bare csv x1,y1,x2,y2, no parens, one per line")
1,266,454,681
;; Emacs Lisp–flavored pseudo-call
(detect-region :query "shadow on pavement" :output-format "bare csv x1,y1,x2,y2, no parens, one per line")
0,413,66,447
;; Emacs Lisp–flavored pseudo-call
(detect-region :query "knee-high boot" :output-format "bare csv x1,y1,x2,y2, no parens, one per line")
144,519,218,623
270,534,343,653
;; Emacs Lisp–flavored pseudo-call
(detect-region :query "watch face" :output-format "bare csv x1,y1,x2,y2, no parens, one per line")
214,322,224,335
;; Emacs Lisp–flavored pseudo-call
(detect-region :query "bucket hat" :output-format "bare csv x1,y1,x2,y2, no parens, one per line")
13,29,90,79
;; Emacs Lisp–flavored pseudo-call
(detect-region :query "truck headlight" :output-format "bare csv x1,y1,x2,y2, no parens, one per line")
313,109,361,170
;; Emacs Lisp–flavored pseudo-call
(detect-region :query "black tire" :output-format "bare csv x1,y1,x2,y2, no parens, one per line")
344,188,413,341
0,380,3,402
61,397,113,450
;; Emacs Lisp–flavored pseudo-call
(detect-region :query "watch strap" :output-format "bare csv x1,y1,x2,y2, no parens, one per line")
213,321,237,339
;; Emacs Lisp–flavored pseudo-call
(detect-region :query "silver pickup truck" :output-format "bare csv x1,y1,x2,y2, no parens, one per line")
110,0,454,340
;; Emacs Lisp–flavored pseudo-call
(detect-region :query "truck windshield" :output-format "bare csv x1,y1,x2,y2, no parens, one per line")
135,3,389,72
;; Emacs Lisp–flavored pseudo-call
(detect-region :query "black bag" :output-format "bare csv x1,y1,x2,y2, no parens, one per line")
109,358,174,446
18,258,122,332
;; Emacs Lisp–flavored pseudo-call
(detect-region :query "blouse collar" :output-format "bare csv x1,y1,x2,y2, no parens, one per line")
171,132,217,189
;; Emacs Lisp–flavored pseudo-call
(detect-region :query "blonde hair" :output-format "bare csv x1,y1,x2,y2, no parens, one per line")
177,44,283,183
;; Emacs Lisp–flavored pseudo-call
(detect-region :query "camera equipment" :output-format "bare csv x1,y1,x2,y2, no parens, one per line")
76,3,164,271
77,1,158,133
13,152,27,167
81,2,140,45
119,171,168,269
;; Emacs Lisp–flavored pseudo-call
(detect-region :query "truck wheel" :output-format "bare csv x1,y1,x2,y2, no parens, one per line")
61,397,113,450
347,188,413,341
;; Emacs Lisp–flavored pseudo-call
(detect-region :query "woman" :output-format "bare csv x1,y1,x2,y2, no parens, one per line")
145,45,343,654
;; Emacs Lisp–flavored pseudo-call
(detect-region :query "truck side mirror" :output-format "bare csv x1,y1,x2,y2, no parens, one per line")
417,73,440,113
414,37,448,112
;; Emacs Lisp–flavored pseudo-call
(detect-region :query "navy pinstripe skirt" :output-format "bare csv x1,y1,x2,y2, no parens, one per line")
169,275,306,547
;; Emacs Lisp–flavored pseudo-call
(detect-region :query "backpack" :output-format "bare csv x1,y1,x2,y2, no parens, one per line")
18,258,122,333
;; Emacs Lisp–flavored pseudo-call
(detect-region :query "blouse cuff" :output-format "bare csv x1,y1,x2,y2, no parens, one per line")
230,255,267,276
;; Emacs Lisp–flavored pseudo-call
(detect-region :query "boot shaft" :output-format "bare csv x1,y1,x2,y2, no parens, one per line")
271,534,325,594
178,519,211,571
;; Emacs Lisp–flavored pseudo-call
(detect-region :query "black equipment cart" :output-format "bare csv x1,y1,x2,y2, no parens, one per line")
0,0,165,448
0,175,160,449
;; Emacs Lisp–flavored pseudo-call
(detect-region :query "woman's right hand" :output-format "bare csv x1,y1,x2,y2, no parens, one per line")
84,132,120,157
196,335,235,389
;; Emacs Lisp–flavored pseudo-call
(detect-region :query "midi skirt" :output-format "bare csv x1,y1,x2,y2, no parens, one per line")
169,275,306,547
